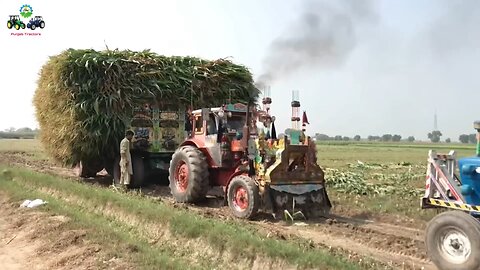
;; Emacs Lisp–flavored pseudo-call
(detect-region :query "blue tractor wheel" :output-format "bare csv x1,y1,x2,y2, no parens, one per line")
426,211,480,270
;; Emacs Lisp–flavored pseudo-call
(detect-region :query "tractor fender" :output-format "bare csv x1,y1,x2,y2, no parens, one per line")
180,140,216,167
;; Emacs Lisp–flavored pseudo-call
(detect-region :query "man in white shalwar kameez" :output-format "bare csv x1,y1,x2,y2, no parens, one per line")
119,130,134,188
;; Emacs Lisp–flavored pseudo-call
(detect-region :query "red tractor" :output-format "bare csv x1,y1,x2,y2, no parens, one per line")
168,99,331,219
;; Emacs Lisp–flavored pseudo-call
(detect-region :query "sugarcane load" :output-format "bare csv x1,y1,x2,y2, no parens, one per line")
33,48,259,185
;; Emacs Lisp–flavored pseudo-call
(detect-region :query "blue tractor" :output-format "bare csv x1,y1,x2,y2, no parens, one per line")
422,120,480,270
27,16,45,30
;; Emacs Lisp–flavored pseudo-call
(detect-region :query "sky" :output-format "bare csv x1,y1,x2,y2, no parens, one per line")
0,0,479,141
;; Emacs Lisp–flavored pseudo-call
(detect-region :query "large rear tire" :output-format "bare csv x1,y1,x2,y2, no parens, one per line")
169,146,209,203
227,175,260,219
426,211,480,270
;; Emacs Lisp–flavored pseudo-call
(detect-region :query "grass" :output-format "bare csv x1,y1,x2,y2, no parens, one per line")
0,165,367,270
1,173,193,270
0,139,49,161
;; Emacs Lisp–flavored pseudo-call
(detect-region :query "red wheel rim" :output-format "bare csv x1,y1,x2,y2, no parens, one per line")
174,161,189,192
233,186,248,211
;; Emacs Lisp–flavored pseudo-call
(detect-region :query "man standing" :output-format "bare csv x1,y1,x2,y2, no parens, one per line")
119,130,134,189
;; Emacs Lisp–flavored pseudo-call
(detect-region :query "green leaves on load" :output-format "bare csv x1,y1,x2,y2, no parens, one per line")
33,48,260,166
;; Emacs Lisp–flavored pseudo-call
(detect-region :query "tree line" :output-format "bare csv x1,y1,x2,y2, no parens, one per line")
0,127,39,139
282,128,477,144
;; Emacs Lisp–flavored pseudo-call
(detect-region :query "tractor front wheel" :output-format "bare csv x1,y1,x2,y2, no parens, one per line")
426,211,480,270
227,175,260,219
31,24,36,30
14,24,19,30
169,146,209,203
21,23,25,29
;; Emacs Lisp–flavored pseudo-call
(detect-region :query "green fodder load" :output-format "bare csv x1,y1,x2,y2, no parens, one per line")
33,48,259,167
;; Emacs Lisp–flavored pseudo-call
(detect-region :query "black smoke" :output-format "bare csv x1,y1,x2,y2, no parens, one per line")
256,0,378,87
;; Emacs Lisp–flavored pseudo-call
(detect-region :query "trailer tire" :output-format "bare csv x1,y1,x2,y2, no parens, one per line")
227,175,260,219
426,211,480,270
169,146,209,203
130,155,145,188
113,155,145,188
74,160,103,178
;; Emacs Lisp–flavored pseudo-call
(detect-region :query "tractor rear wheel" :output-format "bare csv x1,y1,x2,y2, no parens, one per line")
426,211,480,270
227,175,260,219
7,21,12,29
14,24,19,30
40,21,45,28
21,23,25,29
169,146,209,203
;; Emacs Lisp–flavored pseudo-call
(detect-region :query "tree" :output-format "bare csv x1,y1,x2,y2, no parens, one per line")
343,136,350,141
315,133,331,141
469,134,477,144
16,127,33,133
392,135,402,142
446,138,451,143
459,134,470,143
353,135,361,141
381,134,392,142
334,135,343,141
428,130,442,143
407,136,415,142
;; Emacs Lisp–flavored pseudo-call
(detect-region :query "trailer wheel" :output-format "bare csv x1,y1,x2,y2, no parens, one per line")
113,155,145,188
426,211,480,270
130,155,145,188
74,160,103,178
227,175,260,219
169,146,209,203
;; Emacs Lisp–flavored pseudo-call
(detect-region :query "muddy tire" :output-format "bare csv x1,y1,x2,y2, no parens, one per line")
169,146,209,203
227,175,260,219
426,211,480,270
113,155,145,188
